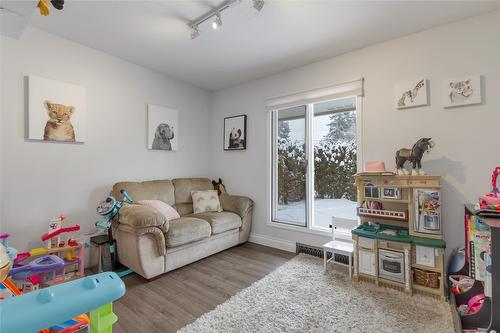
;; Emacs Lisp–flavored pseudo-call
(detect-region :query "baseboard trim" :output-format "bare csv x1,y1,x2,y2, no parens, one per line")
248,233,296,253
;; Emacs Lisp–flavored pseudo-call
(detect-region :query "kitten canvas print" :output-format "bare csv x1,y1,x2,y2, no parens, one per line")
443,75,481,108
28,76,86,142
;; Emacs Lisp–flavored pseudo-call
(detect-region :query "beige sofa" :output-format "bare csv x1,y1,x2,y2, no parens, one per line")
110,178,254,279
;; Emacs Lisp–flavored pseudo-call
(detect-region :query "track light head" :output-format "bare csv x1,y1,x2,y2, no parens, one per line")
252,0,264,12
212,12,222,30
190,25,200,39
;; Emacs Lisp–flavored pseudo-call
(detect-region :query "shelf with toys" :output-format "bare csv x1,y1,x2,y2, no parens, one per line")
448,167,500,332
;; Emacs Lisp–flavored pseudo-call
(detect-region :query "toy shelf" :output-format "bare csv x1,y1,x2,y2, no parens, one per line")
411,263,441,273
412,282,443,295
364,198,410,204
46,244,81,254
451,207,500,332
357,207,408,222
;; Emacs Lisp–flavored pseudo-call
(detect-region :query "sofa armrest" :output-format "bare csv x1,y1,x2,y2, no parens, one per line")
220,193,254,218
220,193,254,243
118,204,169,233
114,224,167,257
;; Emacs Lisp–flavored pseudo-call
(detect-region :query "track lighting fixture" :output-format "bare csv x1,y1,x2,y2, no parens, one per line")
212,12,222,30
188,0,264,39
190,25,200,39
252,0,265,12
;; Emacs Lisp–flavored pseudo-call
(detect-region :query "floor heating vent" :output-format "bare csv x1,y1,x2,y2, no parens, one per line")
296,243,349,265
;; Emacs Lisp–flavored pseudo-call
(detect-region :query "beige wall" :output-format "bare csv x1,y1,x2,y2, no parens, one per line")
209,11,500,257
0,28,211,250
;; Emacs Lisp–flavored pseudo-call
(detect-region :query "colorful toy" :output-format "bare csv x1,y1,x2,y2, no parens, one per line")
14,247,49,266
0,233,18,268
23,274,41,293
458,293,486,316
37,0,65,17
395,138,435,175
10,255,65,278
0,271,125,333
46,215,66,248
0,234,21,297
42,224,81,248
39,314,89,333
449,275,475,295
95,190,133,275
479,166,500,211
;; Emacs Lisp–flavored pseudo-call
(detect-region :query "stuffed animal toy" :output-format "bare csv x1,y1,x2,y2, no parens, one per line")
212,178,227,196
38,0,64,16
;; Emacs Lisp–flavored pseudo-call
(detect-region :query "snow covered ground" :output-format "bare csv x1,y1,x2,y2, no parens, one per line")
277,198,358,228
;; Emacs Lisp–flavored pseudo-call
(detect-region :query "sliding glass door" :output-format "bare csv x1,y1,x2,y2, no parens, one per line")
271,106,307,226
271,96,358,231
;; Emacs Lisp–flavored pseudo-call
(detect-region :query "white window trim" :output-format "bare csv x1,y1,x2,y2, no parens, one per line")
266,95,364,235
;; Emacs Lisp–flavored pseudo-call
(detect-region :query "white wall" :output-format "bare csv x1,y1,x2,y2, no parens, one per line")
209,11,500,257
0,28,211,250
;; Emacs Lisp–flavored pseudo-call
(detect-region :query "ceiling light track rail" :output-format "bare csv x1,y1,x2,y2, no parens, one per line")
188,0,264,39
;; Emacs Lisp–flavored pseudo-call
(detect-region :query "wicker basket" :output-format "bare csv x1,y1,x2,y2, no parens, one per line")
414,268,439,288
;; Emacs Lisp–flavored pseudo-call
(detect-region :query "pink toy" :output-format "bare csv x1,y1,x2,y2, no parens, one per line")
467,293,485,313
41,225,80,243
479,167,500,210
364,161,387,173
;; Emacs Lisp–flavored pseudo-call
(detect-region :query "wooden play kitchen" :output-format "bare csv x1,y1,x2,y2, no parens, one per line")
351,174,446,300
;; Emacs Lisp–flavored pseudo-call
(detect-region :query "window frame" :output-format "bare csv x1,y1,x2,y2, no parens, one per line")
267,96,363,235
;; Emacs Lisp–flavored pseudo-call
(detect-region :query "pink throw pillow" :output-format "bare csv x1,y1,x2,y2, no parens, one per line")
137,200,180,221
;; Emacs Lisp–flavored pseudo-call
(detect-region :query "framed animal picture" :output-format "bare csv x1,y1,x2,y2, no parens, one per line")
395,79,428,109
224,115,247,151
147,104,178,151
443,75,481,108
27,75,86,143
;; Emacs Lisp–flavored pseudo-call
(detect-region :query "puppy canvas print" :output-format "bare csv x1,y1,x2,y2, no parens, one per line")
224,115,247,151
28,76,86,142
147,104,178,151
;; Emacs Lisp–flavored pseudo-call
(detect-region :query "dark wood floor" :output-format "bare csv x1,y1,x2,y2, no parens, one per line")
113,243,295,333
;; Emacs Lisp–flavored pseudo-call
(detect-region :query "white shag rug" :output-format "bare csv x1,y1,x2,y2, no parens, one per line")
178,254,454,333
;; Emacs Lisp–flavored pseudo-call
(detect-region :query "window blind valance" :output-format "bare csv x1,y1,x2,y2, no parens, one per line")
265,78,364,111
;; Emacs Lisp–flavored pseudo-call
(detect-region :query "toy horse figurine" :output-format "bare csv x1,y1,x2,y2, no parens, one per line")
212,178,227,196
395,138,435,176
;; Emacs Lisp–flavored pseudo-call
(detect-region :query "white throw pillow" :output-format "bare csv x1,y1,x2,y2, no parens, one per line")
191,190,222,214
136,200,180,221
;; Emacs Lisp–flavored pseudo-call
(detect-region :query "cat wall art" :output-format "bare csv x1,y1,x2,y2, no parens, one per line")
28,76,86,143
443,75,482,108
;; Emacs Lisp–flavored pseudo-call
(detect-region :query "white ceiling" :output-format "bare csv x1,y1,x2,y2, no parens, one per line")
3,1,500,90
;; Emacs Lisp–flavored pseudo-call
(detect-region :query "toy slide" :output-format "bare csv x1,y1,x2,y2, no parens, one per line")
0,272,125,333
1,278,21,296
41,225,80,242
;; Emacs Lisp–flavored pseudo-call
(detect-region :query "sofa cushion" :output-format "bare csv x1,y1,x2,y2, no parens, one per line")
172,178,213,215
165,217,211,248
189,211,242,235
112,180,175,206
137,200,180,221
191,190,222,214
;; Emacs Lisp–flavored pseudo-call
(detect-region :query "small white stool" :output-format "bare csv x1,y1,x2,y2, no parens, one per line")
322,217,355,278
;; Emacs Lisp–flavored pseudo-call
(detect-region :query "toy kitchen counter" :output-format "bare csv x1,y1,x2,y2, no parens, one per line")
351,223,446,300
352,223,446,247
